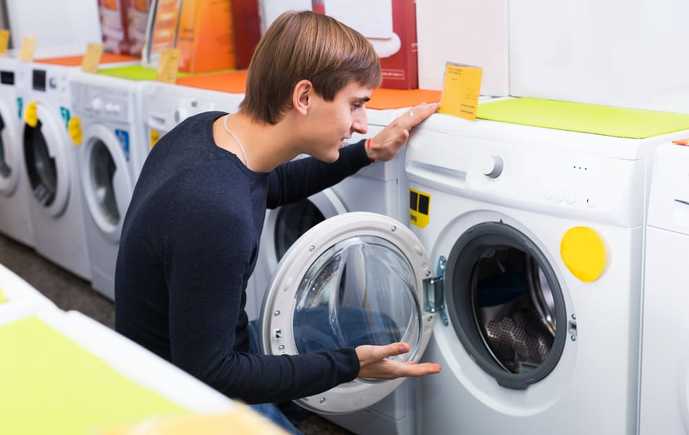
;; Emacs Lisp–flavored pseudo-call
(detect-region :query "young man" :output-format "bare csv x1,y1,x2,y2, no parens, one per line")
115,10,439,431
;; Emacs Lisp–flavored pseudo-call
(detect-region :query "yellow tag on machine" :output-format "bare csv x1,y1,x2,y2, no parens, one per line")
68,116,83,146
24,101,38,128
81,43,104,73
438,62,483,121
157,48,181,83
149,128,160,148
0,30,10,55
19,36,36,62
409,188,431,229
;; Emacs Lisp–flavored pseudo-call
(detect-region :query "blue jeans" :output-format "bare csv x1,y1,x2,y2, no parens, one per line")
248,321,302,435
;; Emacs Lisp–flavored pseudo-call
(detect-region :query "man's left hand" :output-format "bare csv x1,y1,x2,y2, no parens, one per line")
366,102,438,161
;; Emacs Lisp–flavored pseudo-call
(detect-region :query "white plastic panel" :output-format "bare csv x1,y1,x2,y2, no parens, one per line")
416,0,509,96
647,144,689,234
510,0,689,112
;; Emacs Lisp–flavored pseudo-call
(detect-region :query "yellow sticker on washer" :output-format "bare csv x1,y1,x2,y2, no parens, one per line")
409,188,431,228
561,226,607,282
149,128,160,148
24,101,38,128
0,288,7,304
68,116,83,146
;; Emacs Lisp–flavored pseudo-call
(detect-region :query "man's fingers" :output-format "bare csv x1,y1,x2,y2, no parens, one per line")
364,342,410,362
395,362,442,378
398,102,438,130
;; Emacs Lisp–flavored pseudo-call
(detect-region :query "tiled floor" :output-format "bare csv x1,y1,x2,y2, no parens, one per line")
0,233,351,435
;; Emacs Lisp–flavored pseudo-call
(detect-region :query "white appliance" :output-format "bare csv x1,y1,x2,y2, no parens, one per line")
17,64,91,279
251,114,689,435
5,0,101,55
253,108,416,434
140,81,245,159
416,0,509,96
69,71,147,299
403,115,689,435
509,0,689,111
0,263,56,313
639,142,689,434
0,55,33,246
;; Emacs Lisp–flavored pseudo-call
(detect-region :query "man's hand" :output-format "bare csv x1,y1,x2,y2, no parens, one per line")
355,342,441,379
366,102,438,161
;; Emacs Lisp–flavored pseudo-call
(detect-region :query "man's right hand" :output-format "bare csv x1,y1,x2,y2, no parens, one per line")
355,342,441,379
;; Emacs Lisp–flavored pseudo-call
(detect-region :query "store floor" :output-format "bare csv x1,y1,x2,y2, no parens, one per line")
0,233,350,435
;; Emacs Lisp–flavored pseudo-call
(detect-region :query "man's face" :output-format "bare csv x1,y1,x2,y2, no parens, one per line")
303,81,372,162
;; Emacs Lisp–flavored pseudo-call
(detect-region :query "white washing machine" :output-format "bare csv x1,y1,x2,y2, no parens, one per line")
17,64,92,279
639,141,689,434
140,81,245,153
247,115,689,435
69,71,148,299
0,55,33,246
253,108,418,434
401,115,689,435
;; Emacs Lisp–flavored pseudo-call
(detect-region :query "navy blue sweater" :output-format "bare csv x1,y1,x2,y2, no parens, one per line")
115,111,371,403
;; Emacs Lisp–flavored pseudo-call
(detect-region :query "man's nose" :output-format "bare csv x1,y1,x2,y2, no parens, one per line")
351,111,368,135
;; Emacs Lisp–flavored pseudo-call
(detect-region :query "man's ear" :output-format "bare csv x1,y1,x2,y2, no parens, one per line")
292,79,314,116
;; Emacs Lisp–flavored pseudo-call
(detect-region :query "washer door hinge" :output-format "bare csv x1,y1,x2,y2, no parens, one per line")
423,256,448,325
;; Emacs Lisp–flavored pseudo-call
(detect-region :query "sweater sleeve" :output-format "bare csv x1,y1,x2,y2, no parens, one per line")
165,167,360,404
266,139,372,209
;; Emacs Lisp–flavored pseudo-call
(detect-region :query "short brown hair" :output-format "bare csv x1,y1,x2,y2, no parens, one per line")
239,11,381,124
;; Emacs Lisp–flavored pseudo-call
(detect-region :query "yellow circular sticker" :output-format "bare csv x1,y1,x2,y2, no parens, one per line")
560,226,607,282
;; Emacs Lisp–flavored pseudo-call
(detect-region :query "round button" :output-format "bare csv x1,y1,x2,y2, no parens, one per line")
480,155,504,178
90,98,103,111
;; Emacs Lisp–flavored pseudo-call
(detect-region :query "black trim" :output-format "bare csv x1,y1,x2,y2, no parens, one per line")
445,222,568,390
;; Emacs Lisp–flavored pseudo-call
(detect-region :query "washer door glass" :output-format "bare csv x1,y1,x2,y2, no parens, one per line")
23,121,57,207
445,222,568,390
293,235,420,358
89,139,120,226
261,212,433,414
274,199,325,260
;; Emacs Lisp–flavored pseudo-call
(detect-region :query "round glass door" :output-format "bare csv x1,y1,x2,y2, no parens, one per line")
81,126,133,240
261,212,433,414
445,222,568,390
23,120,58,207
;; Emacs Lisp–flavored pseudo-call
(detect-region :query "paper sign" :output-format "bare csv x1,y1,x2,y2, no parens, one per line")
19,36,36,62
0,30,10,55
156,48,181,84
438,62,482,121
81,43,103,73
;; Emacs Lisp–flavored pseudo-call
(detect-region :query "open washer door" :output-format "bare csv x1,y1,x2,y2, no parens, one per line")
260,212,434,414
80,125,133,242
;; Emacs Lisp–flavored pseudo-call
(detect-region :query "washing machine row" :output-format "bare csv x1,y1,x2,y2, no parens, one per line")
5,59,689,435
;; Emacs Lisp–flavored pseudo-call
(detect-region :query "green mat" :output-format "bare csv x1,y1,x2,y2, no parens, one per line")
477,98,689,139
0,316,187,434
96,65,190,81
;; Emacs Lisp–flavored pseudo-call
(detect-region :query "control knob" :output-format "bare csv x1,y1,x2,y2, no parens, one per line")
480,155,504,178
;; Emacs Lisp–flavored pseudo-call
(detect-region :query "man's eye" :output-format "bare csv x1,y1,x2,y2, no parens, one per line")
351,103,363,110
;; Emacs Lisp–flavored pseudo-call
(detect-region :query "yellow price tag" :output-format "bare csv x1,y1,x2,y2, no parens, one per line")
19,36,36,62
0,30,10,55
438,62,483,121
81,43,103,73
156,48,180,84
